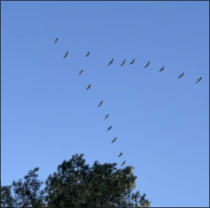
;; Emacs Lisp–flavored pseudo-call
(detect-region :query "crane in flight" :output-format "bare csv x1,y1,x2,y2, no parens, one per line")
107,125,112,131
159,66,164,72
108,58,114,66
105,114,109,120
86,51,90,57
79,70,83,76
144,61,150,68
196,77,202,83
121,161,126,167
120,59,126,67
86,84,91,90
54,37,58,44
178,72,184,79
130,59,135,65
63,50,69,59
118,152,122,157
111,137,117,143
97,100,103,107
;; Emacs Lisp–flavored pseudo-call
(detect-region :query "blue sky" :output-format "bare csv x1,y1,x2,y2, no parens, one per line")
2,1,209,207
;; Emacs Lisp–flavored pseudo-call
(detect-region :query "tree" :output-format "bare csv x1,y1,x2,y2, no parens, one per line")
45,153,150,208
12,167,45,207
1,154,151,207
1,186,14,207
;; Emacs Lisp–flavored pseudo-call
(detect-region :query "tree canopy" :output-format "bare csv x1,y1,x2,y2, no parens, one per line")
1,154,150,207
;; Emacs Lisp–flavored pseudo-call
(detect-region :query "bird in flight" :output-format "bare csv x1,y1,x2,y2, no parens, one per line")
97,100,103,107
144,61,150,68
130,59,135,65
86,84,91,90
159,66,164,72
79,70,83,76
196,77,202,84
63,51,68,59
86,51,90,57
105,114,109,120
121,161,126,167
178,72,184,79
118,152,123,157
107,125,112,131
111,137,117,143
108,58,114,66
54,37,58,44
120,59,126,66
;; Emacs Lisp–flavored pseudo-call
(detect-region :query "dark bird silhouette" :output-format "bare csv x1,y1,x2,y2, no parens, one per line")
54,37,58,44
64,51,68,59
105,114,109,120
86,84,91,90
196,77,202,83
107,125,112,131
86,51,90,57
120,59,126,66
118,152,123,157
178,72,184,79
144,61,150,68
130,59,135,65
159,66,164,72
121,161,126,167
97,100,103,107
108,58,114,66
111,137,117,143
79,70,83,76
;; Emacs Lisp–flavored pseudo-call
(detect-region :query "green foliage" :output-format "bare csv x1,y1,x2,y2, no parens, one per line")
1,154,151,208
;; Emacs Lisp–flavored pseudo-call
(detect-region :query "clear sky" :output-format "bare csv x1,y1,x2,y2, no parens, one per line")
2,1,209,207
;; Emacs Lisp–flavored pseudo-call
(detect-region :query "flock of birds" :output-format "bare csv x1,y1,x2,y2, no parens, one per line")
54,37,202,167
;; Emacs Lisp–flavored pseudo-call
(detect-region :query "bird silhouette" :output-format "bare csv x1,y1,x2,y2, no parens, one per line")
196,77,202,83
86,51,90,57
105,114,109,120
108,58,114,66
54,37,58,44
144,61,150,68
86,84,91,90
130,59,135,65
79,70,83,76
63,51,68,59
178,72,184,79
121,161,126,167
118,152,123,157
159,66,164,72
120,59,126,66
111,137,117,143
107,125,112,131
97,100,103,107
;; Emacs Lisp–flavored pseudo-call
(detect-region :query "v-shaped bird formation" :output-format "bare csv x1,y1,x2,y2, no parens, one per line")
54,37,203,168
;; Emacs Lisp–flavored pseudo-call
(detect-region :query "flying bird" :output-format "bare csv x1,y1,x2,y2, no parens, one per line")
86,84,91,90
159,66,164,72
105,114,109,120
63,51,68,59
178,72,184,79
144,61,150,68
118,152,123,157
121,161,126,167
130,59,135,65
111,137,117,143
79,70,83,76
120,59,126,66
54,37,58,44
86,51,90,57
97,100,103,107
107,125,112,131
108,58,114,66
196,77,202,84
